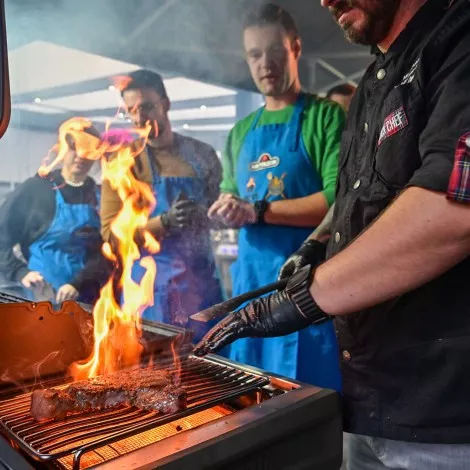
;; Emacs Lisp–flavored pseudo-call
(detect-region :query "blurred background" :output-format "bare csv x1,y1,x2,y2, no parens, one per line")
1,0,372,296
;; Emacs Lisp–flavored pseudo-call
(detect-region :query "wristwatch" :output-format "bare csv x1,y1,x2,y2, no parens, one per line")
254,200,270,224
285,264,331,325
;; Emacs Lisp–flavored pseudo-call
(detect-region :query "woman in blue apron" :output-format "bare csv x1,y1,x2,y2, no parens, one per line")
226,95,341,391
28,183,101,304
130,149,223,331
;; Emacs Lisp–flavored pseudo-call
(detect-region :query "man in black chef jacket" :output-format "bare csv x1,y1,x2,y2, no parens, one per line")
0,120,108,304
195,0,470,468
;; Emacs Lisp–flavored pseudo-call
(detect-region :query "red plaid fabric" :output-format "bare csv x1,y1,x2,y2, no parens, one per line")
447,132,470,203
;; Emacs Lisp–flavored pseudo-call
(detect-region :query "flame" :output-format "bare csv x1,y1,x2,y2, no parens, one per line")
39,98,184,381
69,121,161,380
38,115,163,380
38,118,102,177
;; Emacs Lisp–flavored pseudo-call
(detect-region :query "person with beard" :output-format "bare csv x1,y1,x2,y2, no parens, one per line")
0,119,107,304
196,0,470,468
100,69,223,329
208,4,346,390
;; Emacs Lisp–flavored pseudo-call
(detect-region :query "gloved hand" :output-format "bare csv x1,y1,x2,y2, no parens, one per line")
193,290,313,357
161,200,208,231
278,239,326,280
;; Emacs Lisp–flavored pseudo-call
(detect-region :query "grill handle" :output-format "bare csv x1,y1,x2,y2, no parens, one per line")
189,278,288,323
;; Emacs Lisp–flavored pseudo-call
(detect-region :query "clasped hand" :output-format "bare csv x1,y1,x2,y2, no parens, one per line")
208,193,256,228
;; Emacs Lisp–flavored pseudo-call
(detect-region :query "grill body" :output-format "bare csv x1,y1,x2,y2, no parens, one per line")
0,295,342,469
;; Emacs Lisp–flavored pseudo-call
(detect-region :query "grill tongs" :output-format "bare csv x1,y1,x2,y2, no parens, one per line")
189,278,288,323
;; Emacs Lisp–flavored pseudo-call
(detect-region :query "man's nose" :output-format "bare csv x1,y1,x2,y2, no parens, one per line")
135,111,147,127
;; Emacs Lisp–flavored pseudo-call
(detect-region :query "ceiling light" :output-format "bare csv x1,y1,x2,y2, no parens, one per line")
183,123,189,129
108,85,116,91
200,105,207,110
34,97,41,103
118,112,125,119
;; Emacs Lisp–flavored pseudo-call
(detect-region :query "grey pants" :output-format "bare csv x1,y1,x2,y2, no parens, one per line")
347,434,470,470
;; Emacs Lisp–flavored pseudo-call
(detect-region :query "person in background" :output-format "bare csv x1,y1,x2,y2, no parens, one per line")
196,0,470,468
208,4,345,390
0,119,107,304
279,82,357,279
326,83,356,112
100,69,223,329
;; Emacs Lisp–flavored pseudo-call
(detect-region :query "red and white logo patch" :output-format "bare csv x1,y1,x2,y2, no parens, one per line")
377,107,409,147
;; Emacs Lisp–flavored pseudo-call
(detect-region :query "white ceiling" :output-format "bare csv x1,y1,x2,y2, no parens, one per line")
8,41,238,129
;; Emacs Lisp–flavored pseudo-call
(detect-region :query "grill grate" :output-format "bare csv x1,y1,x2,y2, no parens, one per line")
0,356,269,470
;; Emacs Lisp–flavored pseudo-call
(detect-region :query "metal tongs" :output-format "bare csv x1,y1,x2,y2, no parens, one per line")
189,278,288,323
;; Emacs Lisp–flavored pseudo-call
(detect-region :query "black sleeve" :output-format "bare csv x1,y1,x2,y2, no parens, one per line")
0,177,55,282
408,31,470,197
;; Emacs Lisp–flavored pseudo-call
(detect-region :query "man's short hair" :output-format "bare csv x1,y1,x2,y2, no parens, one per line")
120,69,168,100
243,3,299,39
326,83,357,98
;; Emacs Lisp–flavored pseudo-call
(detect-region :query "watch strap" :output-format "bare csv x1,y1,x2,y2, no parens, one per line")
286,265,330,325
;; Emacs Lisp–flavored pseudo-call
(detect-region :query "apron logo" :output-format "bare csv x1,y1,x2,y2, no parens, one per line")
249,153,280,171
377,107,409,147
246,177,256,192
266,172,287,199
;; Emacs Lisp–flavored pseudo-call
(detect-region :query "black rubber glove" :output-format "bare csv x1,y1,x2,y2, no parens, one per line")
278,239,326,280
193,290,313,357
161,200,208,231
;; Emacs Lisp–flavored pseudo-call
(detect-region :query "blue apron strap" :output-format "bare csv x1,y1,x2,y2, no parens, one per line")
53,183,66,205
289,94,306,152
250,107,265,132
146,147,161,184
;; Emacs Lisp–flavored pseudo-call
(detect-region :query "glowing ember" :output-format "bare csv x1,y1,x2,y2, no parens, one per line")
39,116,164,380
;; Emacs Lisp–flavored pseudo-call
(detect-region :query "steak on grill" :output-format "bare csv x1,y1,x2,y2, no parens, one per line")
30,368,187,421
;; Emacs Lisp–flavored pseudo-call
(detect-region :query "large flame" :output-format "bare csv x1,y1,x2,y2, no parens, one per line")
39,116,162,380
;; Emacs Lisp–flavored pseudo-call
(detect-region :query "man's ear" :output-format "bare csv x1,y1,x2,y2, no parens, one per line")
292,37,302,60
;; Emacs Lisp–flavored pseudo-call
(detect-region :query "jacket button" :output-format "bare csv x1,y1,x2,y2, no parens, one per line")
334,232,341,243
376,68,386,80
353,179,361,190
364,122,369,133
342,350,351,361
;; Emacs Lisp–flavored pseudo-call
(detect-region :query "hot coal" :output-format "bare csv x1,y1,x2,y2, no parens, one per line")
30,368,187,421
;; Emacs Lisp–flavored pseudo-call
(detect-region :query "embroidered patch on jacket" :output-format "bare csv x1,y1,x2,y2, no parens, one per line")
249,153,280,171
377,107,409,147
447,132,470,203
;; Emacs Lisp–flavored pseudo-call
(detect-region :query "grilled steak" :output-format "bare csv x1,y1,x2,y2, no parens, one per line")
30,369,187,421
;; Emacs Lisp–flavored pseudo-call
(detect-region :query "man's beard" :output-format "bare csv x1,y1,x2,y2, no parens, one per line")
331,0,400,45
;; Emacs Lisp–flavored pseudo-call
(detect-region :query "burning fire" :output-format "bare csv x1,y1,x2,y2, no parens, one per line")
39,116,165,380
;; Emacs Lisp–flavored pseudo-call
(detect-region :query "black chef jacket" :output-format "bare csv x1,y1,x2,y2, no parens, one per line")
327,0,470,443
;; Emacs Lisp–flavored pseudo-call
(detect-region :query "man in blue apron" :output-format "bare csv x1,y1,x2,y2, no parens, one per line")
100,70,223,331
208,4,345,390
0,120,107,304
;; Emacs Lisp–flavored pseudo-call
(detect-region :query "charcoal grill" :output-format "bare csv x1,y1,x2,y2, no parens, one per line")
0,293,342,470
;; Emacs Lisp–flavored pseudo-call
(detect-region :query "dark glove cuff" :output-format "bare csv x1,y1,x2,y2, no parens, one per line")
286,264,331,325
160,211,171,229
303,239,326,250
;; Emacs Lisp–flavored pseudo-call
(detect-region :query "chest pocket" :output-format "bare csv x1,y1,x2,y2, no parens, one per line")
373,84,426,189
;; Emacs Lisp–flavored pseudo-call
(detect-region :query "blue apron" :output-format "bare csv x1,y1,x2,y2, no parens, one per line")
28,184,101,303
131,149,223,331
227,95,341,391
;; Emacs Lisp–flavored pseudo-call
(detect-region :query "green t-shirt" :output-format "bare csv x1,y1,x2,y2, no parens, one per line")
220,94,346,206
